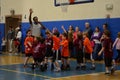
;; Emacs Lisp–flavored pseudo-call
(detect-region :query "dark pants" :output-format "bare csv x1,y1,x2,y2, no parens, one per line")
104,57,112,67
93,44,102,60
76,50,83,64
2,45,6,52
18,39,21,53
69,41,74,57
116,49,120,61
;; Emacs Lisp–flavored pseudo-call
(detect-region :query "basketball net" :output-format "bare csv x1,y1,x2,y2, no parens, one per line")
59,0,70,12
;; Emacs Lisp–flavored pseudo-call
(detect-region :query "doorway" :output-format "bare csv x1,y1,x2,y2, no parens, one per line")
5,15,22,52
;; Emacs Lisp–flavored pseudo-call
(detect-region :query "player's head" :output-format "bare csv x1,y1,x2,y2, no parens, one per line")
33,16,38,23
103,23,108,30
26,30,32,37
83,32,88,38
95,26,100,32
69,25,74,31
40,37,45,44
62,33,68,40
77,32,83,39
53,31,60,37
45,30,51,37
75,26,79,32
104,30,111,37
52,27,59,37
85,22,90,28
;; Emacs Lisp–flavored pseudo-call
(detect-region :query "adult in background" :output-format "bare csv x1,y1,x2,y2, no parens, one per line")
91,27,102,60
73,26,81,58
73,26,81,41
29,8,46,37
113,32,120,62
15,27,22,55
61,25,74,58
100,23,109,42
84,22,93,39
7,26,15,53
103,23,109,32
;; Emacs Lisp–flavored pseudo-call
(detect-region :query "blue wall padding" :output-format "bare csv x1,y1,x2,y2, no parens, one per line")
0,18,120,58
0,23,5,51
21,22,31,52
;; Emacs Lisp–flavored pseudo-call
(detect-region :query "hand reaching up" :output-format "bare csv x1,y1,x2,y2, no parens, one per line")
29,8,33,14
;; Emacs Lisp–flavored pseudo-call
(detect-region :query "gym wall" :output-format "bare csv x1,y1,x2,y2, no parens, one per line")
0,0,120,56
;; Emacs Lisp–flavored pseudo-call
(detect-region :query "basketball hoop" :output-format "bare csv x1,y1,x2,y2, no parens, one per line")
59,0,69,12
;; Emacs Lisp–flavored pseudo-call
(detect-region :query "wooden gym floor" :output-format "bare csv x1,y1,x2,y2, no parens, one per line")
0,53,120,80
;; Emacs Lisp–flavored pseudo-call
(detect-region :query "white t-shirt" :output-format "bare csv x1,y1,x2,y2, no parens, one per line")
16,31,22,39
31,22,42,37
1,40,6,46
93,32,101,44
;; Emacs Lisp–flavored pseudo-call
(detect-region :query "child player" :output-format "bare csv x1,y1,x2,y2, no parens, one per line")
74,32,84,70
44,31,53,70
24,30,34,67
98,30,115,75
60,33,70,70
32,37,46,71
83,32,95,70
47,28,61,72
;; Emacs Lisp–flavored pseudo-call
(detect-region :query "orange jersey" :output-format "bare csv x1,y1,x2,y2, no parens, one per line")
60,40,69,57
53,35,60,50
83,37,93,54
24,36,34,54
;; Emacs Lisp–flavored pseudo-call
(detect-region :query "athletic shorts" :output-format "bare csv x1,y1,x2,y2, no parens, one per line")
25,53,33,57
45,48,53,57
52,50,61,62
76,50,84,63
61,56,69,59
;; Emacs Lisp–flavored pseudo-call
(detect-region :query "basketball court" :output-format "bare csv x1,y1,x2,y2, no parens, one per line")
0,54,120,80
0,0,120,80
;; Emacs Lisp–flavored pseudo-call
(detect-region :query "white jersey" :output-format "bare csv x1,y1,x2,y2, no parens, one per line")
31,22,42,37
1,40,6,46
16,31,22,39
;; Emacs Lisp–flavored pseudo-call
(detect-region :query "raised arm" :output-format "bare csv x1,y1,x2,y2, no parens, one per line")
46,29,52,35
61,25,67,33
29,8,33,25
38,22,46,30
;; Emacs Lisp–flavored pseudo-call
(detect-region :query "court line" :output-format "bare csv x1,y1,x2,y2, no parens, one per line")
0,68,53,79
51,70,120,80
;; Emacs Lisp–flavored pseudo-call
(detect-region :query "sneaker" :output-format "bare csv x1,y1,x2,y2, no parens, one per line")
76,66,80,70
111,68,115,75
66,65,71,70
51,63,54,71
15,53,18,55
61,64,65,70
90,66,95,70
81,65,86,70
31,64,35,69
40,65,45,72
44,64,48,70
54,68,61,72
23,65,27,68
9,53,13,56
105,72,110,75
